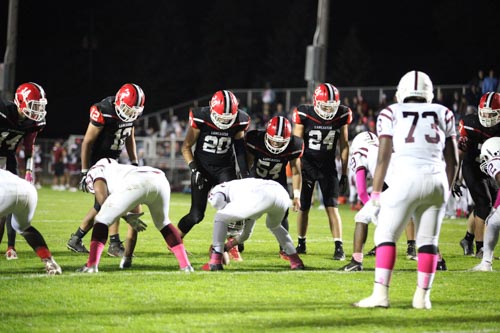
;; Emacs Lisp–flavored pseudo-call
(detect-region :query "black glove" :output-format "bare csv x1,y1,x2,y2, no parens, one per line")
79,171,88,192
452,180,465,198
189,161,207,190
339,175,348,194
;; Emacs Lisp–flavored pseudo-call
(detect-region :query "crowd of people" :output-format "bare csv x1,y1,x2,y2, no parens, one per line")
1,69,500,310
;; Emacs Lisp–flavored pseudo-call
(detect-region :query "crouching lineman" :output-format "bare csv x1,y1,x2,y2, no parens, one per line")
471,137,500,272
202,178,305,271
0,169,61,274
77,158,193,273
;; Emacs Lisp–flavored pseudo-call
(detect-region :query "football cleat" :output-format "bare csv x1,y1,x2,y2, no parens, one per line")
180,265,195,273
353,295,390,308
76,264,98,273
228,245,243,262
406,243,417,261
333,245,346,261
279,250,290,261
67,234,89,253
107,241,125,257
201,263,223,271
43,257,62,275
436,257,447,271
119,256,133,269
470,262,493,272
289,253,305,270
340,259,363,272
412,287,432,309
475,248,484,259
459,238,474,256
296,242,306,254
366,246,376,256
5,247,18,260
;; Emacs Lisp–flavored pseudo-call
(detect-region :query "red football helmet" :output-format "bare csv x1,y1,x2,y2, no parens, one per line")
265,116,292,154
313,83,340,120
114,83,145,122
478,92,500,127
210,90,238,129
14,82,47,122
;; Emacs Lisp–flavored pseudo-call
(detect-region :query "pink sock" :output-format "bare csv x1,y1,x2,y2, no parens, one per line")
374,245,396,286
87,240,105,267
171,244,191,268
417,252,438,289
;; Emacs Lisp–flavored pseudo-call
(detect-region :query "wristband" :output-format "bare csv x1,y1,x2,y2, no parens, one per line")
293,189,301,199
25,157,34,171
81,169,89,174
131,159,139,166
371,191,381,201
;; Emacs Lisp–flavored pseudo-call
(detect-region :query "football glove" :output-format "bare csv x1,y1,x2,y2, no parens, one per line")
79,171,88,192
358,198,381,225
122,212,147,232
189,161,208,190
452,180,465,198
339,175,348,194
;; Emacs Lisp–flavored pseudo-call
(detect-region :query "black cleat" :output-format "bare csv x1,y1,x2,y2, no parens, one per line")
296,242,306,254
459,238,474,256
366,246,376,256
339,259,363,271
333,245,346,261
436,257,447,271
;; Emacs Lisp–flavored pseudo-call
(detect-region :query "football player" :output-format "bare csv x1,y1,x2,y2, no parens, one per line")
177,90,250,259
245,115,303,259
471,137,500,271
77,158,192,273
354,70,458,309
340,131,446,272
293,83,352,260
202,178,304,271
0,82,47,260
0,169,61,274
67,83,145,258
454,91,500,258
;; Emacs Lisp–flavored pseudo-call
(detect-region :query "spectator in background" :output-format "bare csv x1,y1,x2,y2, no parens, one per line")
51,140,66,191
261,82,276,106
482,69,498,94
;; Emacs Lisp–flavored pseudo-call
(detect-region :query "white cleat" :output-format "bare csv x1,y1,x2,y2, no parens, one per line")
77,264,98,273
470,262,493,272
412,287,432,309
353,295,390,308
43,257,62,275
180,265,194,273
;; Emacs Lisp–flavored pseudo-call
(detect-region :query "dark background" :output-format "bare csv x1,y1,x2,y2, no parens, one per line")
1,0,499,138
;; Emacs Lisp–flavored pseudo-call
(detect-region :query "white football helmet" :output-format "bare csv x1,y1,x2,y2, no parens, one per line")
208,184,229,210
350,131,379,153
396,70,434,103
479,137,500,174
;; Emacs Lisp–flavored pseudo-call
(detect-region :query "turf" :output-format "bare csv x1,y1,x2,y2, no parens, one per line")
1,188,499,333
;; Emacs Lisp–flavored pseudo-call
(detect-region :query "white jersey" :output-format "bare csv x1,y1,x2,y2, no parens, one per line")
86,158,163,194
349,142,396,186
0,169,37,232
377,102,456,172
210,178,290,205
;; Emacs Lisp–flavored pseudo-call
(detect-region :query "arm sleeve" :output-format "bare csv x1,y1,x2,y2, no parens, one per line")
355,168,370,204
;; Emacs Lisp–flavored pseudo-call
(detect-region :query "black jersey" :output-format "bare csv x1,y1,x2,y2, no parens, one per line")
245,129,303,186
190,106,250,172
0,98,45,159
292,104,352,168
458,114,500,170
88,96,135,163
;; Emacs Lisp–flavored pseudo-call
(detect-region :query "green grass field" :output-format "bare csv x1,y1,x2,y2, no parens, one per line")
1,188,499,333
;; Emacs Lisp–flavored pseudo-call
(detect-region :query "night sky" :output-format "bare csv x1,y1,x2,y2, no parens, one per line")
1,0,499,138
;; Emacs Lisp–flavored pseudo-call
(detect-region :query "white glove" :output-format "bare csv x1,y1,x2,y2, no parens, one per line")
122,212,147,232
358,198,381,225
